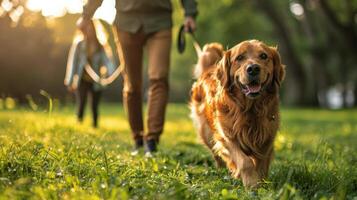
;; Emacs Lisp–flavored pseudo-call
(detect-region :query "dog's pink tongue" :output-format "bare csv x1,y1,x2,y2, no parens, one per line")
247,84,261,93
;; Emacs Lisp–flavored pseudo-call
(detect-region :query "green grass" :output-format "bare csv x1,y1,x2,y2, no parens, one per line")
0,104,356,199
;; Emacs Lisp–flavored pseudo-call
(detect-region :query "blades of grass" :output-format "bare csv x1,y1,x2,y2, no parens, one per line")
39,90,53,116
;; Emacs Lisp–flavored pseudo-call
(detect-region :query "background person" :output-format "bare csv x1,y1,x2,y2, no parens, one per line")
64,19,115,128
78,0,198,155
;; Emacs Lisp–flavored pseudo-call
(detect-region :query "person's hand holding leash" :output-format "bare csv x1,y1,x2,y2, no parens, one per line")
177,17,201,55
184,16,196,33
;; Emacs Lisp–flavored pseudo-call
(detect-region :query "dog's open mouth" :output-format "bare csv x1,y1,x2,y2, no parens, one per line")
240,81,262,98
236,75,269,98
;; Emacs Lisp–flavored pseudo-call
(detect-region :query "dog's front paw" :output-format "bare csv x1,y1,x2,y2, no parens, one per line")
232,169,241,179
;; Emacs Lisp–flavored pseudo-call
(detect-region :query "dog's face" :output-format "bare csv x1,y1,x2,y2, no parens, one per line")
217,40,285,99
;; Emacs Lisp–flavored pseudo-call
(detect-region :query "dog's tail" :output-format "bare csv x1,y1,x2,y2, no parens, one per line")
194,43,224,79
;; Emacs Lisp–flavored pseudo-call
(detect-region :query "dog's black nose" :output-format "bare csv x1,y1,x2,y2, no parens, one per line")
246,64,260,76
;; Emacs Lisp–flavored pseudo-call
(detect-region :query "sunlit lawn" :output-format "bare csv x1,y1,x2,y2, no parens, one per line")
0,103,356,199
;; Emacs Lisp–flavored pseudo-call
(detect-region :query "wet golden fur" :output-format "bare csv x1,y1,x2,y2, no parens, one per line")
190,40,285,188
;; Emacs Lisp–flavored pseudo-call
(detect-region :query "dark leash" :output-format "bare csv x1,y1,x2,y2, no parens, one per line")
177,24,202,56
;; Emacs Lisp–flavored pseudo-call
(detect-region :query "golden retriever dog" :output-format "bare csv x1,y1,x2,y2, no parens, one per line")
190,40,285,188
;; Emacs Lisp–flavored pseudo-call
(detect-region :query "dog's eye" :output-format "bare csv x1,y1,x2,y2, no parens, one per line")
260,53,268,60
236,55,245,61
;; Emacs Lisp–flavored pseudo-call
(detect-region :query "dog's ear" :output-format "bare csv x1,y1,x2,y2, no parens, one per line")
270,46,285,87
216,50,231,89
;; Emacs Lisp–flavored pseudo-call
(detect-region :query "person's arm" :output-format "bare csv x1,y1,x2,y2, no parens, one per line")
181,0,198,18
82,0,103,20
78,0,103,31
181,0,198,32
64,41,80,88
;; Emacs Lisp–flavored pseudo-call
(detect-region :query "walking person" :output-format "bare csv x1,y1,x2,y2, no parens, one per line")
78,0,198,155
64,19,115,128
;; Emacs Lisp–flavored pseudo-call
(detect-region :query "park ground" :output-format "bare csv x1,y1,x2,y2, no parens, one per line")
0,104,356,199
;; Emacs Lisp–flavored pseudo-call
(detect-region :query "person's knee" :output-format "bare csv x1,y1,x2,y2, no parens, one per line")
149,78,169,91
123,81,142,96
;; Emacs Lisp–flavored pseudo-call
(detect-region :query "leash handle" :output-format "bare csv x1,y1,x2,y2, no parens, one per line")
177,25,186,54
177,24,202,56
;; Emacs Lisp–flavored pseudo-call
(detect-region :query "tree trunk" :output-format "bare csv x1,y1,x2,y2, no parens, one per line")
253,0,308,106
298,0,330,107
318,0,357,53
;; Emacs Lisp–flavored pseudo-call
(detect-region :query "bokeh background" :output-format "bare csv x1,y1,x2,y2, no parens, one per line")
0,0,356,108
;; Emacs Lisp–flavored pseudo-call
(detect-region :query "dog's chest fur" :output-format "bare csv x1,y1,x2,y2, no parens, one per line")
202,76,280,159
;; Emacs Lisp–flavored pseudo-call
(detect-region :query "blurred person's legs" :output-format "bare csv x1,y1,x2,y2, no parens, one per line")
145,29,172,152
117,28,146,150
76,79,90,123
89,85,101,128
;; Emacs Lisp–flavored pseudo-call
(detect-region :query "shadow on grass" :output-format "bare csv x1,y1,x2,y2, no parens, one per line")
164,141,216,167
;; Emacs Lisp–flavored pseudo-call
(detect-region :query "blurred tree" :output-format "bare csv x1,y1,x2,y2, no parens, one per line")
0,11,54,102
316,0,357,107
0,0,356,107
